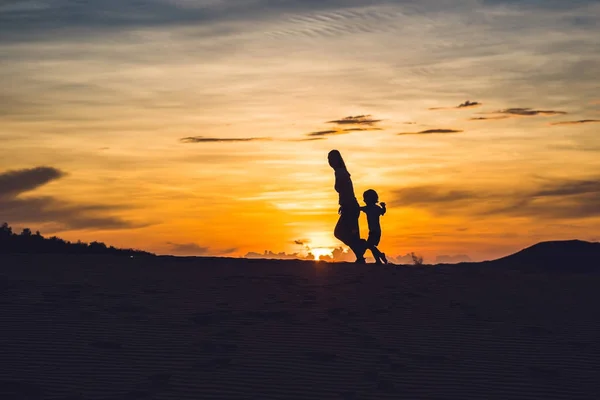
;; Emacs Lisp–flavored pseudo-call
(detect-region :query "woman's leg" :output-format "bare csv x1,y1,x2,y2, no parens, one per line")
334,206,366,260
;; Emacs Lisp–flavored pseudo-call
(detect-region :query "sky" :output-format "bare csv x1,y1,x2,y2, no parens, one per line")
1,0,599,262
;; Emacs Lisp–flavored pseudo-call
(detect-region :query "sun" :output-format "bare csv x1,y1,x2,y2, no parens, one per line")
309,247,333,261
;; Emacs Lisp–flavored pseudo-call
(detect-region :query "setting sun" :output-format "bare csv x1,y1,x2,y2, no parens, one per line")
309,247,335,261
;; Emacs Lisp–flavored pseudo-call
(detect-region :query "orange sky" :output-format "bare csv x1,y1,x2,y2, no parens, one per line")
1,0,599,262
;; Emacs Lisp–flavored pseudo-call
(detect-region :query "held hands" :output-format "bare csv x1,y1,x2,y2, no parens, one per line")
380,202,386,207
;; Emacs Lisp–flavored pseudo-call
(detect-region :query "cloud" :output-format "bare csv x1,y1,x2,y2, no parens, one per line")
166,242,236,256
397,129,463,135
291,137,326,141
294,239,311,246
429,100,481,110
180,136,270,143
0,167,64,198
389,176,600,220
306,127,382,137
244,250,315,260
0,166,143,230
307,130,338,137
469,116,510,121
343,127,382,132
327,115,381,126
316,247,356,262
550,119,600,126
493,108,567,116
167,242,209,255
436,254,472,264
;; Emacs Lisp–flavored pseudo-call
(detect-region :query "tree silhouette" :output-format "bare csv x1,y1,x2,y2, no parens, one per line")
0,222,153,256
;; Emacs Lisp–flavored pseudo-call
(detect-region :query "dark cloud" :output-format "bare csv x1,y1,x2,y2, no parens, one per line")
343,127,382,132
0,0,404,44
0,167,64,198
494,108,567,116
389,176,600,220
550,119,600,126
167,242,210,255
469,116,510,121
429,100,481,110
397,129,463,135
294,239,311,246
180,136,269,143
307,130,338,137
327,115,381,126
307,127,382,137
391,186,476,206
403,122,417,125
166,242,237,256
458,100,481,108
0,166,142,230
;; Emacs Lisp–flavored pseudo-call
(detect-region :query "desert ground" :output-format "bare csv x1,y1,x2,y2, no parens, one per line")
1,254,600,399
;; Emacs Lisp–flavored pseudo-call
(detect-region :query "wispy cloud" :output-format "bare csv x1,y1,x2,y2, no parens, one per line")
429,100,481,110
307,127,382,137
469,116,510,121
327,115,381,126
180,136,270,143
291,137,326,141
397,129,463,135
166,242,236,256
390,176,600,220
492,108,567,117
307,130,338,137
550,119,600,126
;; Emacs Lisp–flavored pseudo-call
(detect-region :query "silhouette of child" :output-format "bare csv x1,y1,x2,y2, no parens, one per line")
360,189,387,264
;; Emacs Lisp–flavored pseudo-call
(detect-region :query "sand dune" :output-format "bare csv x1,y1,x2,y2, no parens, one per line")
1,252,600,399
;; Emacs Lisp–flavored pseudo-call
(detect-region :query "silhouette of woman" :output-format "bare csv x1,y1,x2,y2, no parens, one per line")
328,150,367,263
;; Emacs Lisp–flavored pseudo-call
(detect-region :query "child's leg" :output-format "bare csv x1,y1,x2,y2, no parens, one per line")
367,231,386,264
366,232,383,263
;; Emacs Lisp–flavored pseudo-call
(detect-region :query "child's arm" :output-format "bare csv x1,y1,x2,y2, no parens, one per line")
380,202,386,215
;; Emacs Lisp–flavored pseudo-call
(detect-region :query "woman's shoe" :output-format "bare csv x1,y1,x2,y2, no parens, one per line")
355,257,366,264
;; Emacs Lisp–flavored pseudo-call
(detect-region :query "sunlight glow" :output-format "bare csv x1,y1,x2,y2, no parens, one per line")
309,247,334,260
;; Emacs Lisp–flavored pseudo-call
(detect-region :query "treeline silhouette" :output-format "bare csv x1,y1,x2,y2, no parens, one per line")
0,222,154,256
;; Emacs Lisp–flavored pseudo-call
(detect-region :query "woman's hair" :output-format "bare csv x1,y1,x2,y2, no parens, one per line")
363,189,379,204
328,150,347,170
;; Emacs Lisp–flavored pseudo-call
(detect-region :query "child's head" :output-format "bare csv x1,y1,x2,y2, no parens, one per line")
363,189,379,205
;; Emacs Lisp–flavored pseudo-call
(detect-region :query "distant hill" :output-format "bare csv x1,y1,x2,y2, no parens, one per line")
0,222,154,257
489,240,600,272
